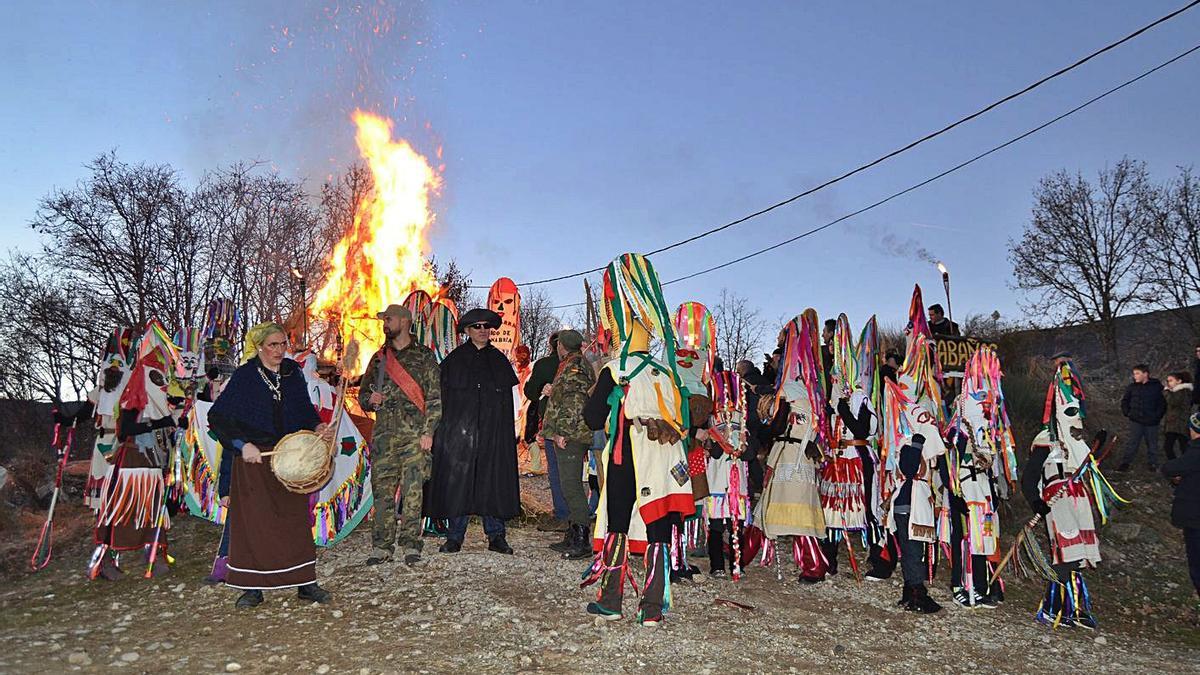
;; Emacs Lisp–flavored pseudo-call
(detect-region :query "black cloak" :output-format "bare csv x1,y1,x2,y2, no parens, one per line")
430,340,520,519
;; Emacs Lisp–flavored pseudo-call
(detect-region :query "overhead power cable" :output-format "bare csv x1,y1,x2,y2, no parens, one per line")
660,43,1200,286
478,0,1200,290
545,41,1200,309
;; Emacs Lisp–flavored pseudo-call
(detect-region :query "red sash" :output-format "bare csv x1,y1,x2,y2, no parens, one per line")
384,348,426,415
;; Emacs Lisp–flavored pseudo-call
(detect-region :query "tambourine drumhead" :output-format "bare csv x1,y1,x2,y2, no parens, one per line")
271,430,334,494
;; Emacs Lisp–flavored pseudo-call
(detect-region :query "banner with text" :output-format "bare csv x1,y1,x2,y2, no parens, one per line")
934,334,1000,378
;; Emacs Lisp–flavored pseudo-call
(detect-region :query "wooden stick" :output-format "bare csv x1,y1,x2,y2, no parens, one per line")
990,515,1039,584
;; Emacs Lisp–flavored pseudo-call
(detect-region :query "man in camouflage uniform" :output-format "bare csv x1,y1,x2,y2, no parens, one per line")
360,304,442,566
538,329,597,559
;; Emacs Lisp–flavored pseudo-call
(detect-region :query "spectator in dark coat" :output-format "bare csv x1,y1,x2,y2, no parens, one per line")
1163,372,1194,461
522,332,568,527
1162,413,1200,601
735,359,770,495
1118,364,1167,472
928,304,960,337
880,351,902,384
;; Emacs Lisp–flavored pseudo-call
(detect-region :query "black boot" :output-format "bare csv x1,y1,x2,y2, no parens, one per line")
906,584,942,614
897,584,913,607
562,523,592,560
488,535,514,555
584,533,628,621
865,544,893,581
708,524,726,577
235,590,264,609
298,583,332,604
820,538,839,576
549,526,574,553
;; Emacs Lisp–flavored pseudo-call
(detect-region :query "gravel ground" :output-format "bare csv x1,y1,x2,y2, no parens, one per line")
2,476,1198,674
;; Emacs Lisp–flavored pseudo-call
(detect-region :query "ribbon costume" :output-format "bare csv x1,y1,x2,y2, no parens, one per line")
81,327,136,512
581,253,696,627
753,311,831,583
820,313,873,577
940,347,1010,608
673,300,717,580
1020,361,1126,628
89,321,180,580
881,331,949,611
703,369,751,579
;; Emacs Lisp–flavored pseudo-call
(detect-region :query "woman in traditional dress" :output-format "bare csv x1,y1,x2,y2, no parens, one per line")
208,322,334,608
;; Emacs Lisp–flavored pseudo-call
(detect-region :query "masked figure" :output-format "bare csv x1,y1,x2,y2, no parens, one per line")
753,311,831,584
581,254,696,627
89,321,179,581
78,328,136,511
1020,361,1125,629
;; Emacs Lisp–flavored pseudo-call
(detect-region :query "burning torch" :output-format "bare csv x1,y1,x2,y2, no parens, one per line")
936,261,953,326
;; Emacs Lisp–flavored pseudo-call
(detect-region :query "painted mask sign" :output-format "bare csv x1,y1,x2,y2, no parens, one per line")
487,277,522,361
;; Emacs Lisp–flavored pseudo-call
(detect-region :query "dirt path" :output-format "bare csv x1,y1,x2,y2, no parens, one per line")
3,474,1198,673
2,505,1198,674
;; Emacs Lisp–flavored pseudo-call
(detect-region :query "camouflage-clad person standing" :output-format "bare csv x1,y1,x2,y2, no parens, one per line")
360,305,442,566
538,330,597,559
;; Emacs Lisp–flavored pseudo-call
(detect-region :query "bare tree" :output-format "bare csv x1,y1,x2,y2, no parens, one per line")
712,288,767,368
1008,158,1153,363
32,152,187,328
197,163,330,338
520,287,561,361
0,254,105,402
1143,166,1200,340
430,257,478,310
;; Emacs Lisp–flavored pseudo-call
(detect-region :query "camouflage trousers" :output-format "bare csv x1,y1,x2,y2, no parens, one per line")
370,441,432,557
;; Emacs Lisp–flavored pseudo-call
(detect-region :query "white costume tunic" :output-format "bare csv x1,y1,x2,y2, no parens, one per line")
754,381,826,539
592,354,695,554
1033,429,1101,566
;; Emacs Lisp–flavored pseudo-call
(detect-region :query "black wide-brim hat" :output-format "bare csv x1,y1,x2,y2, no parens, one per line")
457,307,502,333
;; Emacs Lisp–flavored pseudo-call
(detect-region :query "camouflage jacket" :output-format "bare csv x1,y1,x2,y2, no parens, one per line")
541,353,596,445
358,340,442,440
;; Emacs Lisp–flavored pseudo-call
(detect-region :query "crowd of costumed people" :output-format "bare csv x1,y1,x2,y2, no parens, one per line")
44,251,1197,632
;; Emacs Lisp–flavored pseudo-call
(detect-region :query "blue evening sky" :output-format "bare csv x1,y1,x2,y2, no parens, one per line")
2,1,1198,336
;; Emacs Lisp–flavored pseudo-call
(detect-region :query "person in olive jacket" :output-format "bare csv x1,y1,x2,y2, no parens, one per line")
1163,372,1194,461
1162,412,1200,601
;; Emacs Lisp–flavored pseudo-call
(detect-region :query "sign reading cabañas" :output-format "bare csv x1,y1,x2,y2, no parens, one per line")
934,334,999,377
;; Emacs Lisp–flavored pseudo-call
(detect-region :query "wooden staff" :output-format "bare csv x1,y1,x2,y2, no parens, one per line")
31,423,73,571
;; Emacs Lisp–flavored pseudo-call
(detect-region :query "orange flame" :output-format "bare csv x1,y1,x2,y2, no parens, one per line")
310,110,442,373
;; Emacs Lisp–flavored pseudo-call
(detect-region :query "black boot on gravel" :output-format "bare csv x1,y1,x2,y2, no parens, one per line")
897,584,913,607
906,585,942,614
298,583,332,604
549,526,575,553
488,535,514,555
235,590,264,609
562,523,592,560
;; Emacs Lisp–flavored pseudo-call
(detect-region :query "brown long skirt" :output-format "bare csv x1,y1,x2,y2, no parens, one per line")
225,453,317,590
